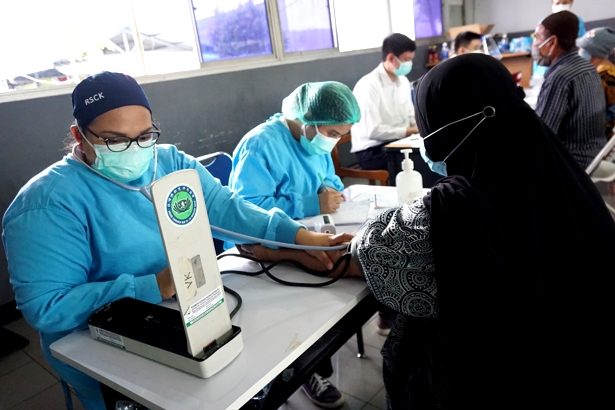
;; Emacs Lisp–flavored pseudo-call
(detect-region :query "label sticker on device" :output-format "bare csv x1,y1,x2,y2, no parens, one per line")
184,286,224,327
179,257,198,301
94,328,125,349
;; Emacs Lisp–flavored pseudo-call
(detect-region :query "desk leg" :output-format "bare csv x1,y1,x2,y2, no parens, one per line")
356,328,366,358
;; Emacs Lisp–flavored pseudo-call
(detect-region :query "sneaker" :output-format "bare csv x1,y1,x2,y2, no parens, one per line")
301,373,345,409
376,316,394,336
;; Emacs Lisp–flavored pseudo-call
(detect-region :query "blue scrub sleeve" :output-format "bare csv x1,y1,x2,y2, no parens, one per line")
170,146,303,243
229,148,319,219
2,208,162,334
323,157,345,193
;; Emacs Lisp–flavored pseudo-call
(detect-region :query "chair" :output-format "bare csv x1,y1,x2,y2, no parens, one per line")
195,152,233,254
331,134,389,186
586,134,615,215
196,151,233,187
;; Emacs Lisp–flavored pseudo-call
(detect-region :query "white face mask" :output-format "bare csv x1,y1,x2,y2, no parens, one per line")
299,125,340,155
552,4,572,13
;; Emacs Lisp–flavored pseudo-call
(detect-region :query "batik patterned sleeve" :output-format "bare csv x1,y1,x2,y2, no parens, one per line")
356,197,438,318
600,69,615,137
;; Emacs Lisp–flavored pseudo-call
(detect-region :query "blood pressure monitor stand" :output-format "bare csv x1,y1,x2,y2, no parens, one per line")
88,169,242,378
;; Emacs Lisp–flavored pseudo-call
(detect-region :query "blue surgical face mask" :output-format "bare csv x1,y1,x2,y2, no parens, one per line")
300,125,340,156
420,106,496,176
394,57,413,77
420,144,448,176
82,136,154,183
578,48,592,61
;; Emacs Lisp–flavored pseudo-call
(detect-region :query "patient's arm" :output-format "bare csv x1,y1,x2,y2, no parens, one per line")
238,244,364,279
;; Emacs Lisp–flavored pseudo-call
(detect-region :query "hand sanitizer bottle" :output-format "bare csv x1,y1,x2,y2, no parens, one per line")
396,149,423,205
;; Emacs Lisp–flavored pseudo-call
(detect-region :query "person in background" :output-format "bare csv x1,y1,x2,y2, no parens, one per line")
551,0,585,32
241,53,615,409
534,0,586,77
229,81,361,409
350,33,418,337
351,33,418,171
452,31,483,56
1,72,345,410
577,27,615,139
533,11,605,170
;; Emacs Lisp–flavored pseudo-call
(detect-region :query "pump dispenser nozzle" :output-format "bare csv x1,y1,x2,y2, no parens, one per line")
401,149,414,171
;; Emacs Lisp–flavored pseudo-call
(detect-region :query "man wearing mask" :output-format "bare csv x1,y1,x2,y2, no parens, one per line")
351,33,418,171
533,11,605,170
535,0,586,77
452,31,483,56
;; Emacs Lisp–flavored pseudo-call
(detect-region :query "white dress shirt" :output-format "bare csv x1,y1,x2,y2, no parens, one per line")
350,63,415,153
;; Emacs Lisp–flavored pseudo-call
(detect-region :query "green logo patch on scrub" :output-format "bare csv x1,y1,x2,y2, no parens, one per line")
166,185,198,226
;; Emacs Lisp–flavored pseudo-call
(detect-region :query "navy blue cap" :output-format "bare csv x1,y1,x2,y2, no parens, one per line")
72,71,151,126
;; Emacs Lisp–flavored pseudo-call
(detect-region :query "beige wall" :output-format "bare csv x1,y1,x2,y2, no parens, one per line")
471,0,615,33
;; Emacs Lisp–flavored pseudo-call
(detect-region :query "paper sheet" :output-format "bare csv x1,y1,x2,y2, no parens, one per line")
374,194,397,209
331,200,371,225
351,192,375,203
386,135,422,148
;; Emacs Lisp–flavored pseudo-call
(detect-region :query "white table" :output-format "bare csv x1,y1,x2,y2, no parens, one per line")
50,185,388,410
51,257,371,410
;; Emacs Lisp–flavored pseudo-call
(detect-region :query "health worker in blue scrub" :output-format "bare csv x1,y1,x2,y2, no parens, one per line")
1,72,347,410
227,81,360,409
229,81,360,220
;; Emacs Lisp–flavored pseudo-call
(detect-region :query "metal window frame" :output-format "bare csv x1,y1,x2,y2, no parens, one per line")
0,0,446,104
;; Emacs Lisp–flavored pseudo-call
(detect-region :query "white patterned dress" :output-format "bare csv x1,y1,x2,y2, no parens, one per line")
356,197,439,408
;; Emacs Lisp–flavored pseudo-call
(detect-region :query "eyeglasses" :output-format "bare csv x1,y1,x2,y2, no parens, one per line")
84,125,161,152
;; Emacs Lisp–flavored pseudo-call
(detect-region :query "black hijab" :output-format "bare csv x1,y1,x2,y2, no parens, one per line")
399,54,615,408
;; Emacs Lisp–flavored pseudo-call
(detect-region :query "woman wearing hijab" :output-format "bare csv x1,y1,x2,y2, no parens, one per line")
242,53,615,409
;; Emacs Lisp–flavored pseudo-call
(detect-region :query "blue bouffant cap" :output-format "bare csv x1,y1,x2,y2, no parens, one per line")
72,71,151,126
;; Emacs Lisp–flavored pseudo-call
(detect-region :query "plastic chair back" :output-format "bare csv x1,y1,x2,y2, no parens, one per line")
196,152,233,186
331,134,389,186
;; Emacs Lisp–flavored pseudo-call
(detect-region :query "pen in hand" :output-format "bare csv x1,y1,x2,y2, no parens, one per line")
318,172,330,192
